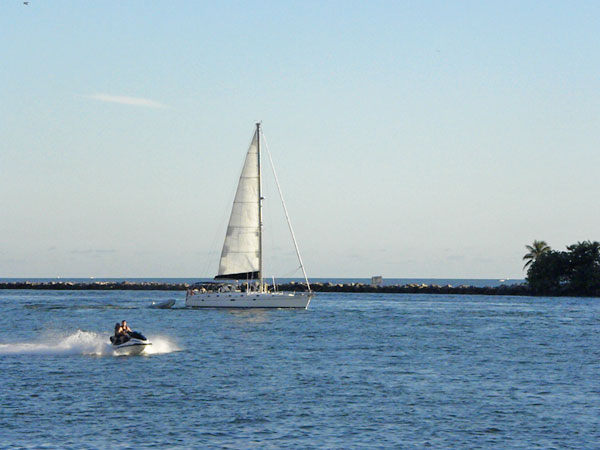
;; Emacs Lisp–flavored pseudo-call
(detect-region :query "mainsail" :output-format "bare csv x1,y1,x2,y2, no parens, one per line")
215,130,260,280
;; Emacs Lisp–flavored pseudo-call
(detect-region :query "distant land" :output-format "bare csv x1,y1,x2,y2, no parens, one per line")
0,277,536,296
0,277,523,288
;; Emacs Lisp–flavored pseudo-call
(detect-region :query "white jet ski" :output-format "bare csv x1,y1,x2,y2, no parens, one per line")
110,331,151,356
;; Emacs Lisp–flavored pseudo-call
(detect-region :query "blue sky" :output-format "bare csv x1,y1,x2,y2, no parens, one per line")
1,1,599,278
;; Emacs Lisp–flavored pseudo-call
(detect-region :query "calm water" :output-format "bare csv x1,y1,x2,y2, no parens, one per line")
0,290,598,449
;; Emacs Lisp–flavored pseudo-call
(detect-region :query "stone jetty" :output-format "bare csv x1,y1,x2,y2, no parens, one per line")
0,280,532,296
302,281,531,296
0,281,187,291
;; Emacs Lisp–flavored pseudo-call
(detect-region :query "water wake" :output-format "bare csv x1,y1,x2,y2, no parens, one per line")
0,330,180,357
144,335,181,355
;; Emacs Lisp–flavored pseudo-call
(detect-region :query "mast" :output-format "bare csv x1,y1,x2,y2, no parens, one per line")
257,122,264,292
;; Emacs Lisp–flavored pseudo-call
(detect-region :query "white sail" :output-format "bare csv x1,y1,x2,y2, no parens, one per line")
216,130,260,279
186,123,312,309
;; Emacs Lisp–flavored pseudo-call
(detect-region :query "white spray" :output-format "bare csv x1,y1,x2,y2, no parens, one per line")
0,330,180,357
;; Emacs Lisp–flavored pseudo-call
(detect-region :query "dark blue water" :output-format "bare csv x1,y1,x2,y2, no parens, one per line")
1,290,598,449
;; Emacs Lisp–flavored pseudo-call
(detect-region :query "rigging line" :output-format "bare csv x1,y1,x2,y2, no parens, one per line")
261,154,281,283
261,129,311,293
279,265,303,279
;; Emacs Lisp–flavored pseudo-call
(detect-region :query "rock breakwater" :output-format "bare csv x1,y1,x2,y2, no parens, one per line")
0,280,531,296
0,281,187,291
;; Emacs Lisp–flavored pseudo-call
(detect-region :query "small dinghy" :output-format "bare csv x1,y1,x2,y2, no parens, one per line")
149,299,175,309
110,331,151,356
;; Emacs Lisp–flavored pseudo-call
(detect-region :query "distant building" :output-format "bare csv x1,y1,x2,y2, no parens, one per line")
371,276,383,286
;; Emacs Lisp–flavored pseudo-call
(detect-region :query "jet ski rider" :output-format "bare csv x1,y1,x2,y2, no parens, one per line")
111,322,122,344
112,320,132,345
121,320,132,334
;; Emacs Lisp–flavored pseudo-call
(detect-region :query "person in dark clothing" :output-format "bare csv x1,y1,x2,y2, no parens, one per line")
121,320,132,334
110,322,121,344
111,321,130,345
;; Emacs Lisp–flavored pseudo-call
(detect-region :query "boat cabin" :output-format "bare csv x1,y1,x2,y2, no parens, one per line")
186,281,270,299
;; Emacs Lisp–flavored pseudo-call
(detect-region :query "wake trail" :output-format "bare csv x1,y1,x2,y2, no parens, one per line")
143,335,181,355
0,330,181,357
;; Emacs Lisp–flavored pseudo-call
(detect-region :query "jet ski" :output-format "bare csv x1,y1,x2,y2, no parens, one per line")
110,331,151,356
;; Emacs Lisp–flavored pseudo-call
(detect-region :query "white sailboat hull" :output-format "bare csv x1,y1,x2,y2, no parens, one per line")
186,291,312,309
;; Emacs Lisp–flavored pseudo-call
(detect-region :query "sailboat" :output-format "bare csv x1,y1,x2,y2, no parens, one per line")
185,123,313,309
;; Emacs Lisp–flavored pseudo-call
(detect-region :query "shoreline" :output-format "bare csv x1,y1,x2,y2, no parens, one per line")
2,280,598,297
0,280,532,296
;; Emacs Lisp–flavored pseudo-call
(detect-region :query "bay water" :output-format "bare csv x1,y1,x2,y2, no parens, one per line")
0,290,598,449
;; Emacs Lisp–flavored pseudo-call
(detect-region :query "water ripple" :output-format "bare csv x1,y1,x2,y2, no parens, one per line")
0,292,599,449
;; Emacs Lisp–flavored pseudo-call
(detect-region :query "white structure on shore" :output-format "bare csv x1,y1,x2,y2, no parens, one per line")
371,276,383,287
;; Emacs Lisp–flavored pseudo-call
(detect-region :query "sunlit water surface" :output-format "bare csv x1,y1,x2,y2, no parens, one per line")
0,290,598,449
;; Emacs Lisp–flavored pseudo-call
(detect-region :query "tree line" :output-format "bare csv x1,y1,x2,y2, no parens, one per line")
523,240,600,296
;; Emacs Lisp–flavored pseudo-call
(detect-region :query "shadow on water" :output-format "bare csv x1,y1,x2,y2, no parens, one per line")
23,304,140,311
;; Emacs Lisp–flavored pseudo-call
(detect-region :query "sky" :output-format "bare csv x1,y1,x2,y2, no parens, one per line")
1,1,599,279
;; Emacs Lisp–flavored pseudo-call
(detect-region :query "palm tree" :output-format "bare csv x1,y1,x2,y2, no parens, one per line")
523,240,551,270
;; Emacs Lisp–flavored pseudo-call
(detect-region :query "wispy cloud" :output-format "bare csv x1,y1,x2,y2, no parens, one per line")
70,249,116,256
85,93,168,109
